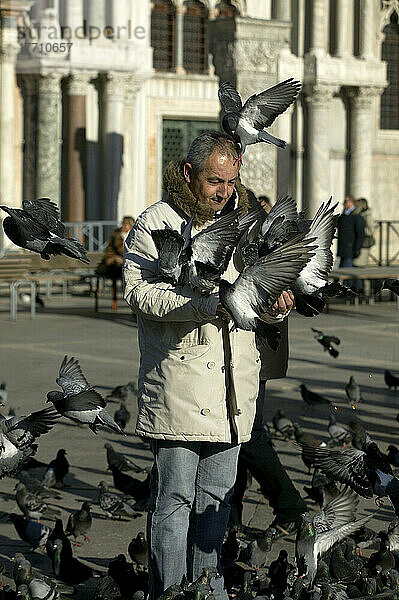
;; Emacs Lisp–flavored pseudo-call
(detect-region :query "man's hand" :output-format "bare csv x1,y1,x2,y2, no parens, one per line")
114,256,123,266
267,290,294,317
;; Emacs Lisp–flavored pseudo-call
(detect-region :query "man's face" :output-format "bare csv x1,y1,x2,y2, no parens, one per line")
121,221,132,233
185,151,239,213
344,196,354,210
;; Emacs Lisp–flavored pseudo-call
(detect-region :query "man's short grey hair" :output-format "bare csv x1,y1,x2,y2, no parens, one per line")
185,131,239,175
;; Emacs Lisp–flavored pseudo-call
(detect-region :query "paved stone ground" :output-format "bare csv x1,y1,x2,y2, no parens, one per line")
0,285,398,595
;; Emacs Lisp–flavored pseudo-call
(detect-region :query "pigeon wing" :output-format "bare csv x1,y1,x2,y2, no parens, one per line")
190,207,241,271
4,208,53,239
218,82,243,113
261,195,299,238
22,198,65,237
63,389,107,410
300,444,373,498
56,356,91,395
227,234,315,314
8,406,60,439
240,78,301,130
315,513,372,558
313,488,359,534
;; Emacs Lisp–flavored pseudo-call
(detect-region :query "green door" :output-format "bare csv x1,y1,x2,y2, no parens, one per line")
162,119,219,173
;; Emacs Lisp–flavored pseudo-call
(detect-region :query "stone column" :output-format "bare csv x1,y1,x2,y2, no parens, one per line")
86,0,105,31
335,0,351,57
304,85,334,217
36,72,64,206
175,4,186,75
348,87,381,199
120,75,142,220
110,0,129,40
359,0,374,59
309,0,328,56
100,72,125,220
63,0,83,35
273,0,291,21
65,72,90,222
21,75,37,200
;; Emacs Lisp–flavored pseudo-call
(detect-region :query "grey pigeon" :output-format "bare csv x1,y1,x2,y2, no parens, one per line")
219,233,315,350
65,501,92,545
15,482,60,520
272,409,294,439
328,415,352,447
113,400,130,431
238,526,276,567
97,481,141,519
9,513,50,550
128,532,147,567
218,78,301,155
0,406,59,478
18,471,61,499
295,487,372,584
105,443,145,473
0,198,89,263
312,327,340,358
46,356,125,435
345,376,363,409
14,554,59,600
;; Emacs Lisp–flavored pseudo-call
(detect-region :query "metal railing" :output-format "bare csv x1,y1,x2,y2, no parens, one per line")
63,221,118,252
370,221,399,266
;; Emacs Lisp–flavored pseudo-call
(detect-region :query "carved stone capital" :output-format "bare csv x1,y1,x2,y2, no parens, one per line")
0,41,20,60
344,85,385,109
303,84,334,105
38,71,64,94
101,72,126,101
65,71,92,96
124,74,145,103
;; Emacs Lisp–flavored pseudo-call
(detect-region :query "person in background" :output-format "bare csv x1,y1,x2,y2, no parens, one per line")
97,216,135,309
336,194,365,268
353,197,375,267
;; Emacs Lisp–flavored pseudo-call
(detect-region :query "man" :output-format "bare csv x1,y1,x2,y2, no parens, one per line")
337,195,365,267
230,319,307,535
123,132,292,600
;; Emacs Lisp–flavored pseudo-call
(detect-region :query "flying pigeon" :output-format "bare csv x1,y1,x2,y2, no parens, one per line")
219,233,316,350
46,356,125,435
218,78,301,157
295,487,372,584
0,382,7,406
385,370,399,390
0,198,89,263
312,327,341,358
381,278,399,296
0,406,59,478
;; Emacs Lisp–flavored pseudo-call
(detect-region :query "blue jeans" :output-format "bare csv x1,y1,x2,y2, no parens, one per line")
147,440,240,600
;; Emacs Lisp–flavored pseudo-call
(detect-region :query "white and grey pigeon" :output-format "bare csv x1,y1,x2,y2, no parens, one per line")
0,382,7,406
46,356,125,436
9,513,50,551
295,487,373,584
0,198,89,263
0,407,59,478
218,78,301,157
15,482,60,520
219,233,316,350
327,415,352,447
14,554,59,600
97,481,141,519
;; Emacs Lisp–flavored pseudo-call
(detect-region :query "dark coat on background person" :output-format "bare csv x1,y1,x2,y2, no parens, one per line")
337,211,365,259
97,229,124,278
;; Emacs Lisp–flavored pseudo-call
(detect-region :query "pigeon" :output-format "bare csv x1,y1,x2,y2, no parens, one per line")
42,449,69,488
294,423,327,472
329,543,358,582
312,327,341,358
385,370,399,391
128,532,147,567
97,481,142,519
300,384,337,412
238,526,276,567
65,501,92,545
295,487,372,584
15,482,61,520
219,233,316,350
46,355,125,435
114,400,130,431
0,406,59,478
268,549,293,596
368,531,395,574
110,466,150,503
304,468,340,508
18,471,61,500
298,431,398,506
107,553,148,599
218,78,301,156
46,519,72,562
347,420,366,450
13,554,59,600
272,409,294,439
50,538,93,584
105,443,145,473
13,553,34,586
0,198,89,263
9,513,50,550
328,415,352,446
381,278,399,296
345,376,363,409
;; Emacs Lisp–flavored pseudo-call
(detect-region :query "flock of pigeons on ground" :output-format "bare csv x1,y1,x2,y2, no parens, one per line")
1,78,399,600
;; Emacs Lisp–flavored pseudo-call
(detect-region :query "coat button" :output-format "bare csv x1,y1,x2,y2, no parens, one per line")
180,356,185,360
200,408,210,415
207,361,215,369
230,362,234,369
237,409,242,415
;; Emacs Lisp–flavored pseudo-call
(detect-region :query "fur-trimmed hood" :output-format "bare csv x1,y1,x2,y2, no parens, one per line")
163,161,250,228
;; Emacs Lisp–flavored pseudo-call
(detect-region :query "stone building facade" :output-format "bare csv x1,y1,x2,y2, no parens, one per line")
0,0,398,237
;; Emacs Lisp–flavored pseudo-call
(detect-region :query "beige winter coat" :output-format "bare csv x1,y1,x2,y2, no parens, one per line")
123,162,283,443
